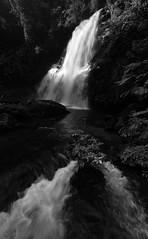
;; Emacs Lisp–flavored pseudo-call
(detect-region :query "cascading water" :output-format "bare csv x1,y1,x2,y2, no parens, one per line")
102,162,148,239
0,161,78,239
38,10,101,108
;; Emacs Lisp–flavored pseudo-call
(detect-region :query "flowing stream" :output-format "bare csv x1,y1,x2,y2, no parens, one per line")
1,9,148,239
0,161,78,239
38,10,101,108
0,109,148,239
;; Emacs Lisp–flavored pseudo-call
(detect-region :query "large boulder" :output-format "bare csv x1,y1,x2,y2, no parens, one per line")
0,100,69,131
27,100,69,118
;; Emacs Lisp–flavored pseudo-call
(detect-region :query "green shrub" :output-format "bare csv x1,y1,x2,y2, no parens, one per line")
65,130,106,163
120,145,148,167
119,117,148,139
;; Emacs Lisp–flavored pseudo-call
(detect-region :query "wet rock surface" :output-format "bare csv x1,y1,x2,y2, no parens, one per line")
27,100,69,118
0,100,69,131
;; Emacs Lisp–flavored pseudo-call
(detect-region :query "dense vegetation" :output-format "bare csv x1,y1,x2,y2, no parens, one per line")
86,0,148,176
88,0,148,109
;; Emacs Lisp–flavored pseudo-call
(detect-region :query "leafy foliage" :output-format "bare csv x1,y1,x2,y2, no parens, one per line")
64,130,106,164
120,145,148,167
87,0,148,109
64,0,91,27
119,117,148,139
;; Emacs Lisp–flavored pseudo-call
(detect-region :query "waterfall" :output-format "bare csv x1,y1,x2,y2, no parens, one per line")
38,10,101,108
0,161,78,239
102,162,148,239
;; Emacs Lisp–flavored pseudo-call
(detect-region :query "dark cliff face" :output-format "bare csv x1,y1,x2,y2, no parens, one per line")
87,0,148,112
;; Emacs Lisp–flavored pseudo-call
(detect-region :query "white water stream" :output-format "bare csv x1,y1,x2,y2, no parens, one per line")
0,161,78,239
102,161,148,239
38,10,101,108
